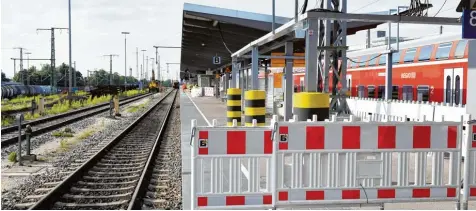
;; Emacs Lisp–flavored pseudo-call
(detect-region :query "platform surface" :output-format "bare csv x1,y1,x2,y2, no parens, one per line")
181,92,209,210
188,94,273,126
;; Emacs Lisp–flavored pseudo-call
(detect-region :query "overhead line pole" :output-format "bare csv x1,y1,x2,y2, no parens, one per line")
103,54,119,85
37,27,68,92
121,32,130,90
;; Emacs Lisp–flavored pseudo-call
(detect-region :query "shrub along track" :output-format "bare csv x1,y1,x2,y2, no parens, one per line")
20,89,177,210
1,93,153,148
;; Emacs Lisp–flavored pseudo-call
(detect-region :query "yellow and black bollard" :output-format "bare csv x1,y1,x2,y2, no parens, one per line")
227,88,242,126
294,92,329,121
244,90,266,126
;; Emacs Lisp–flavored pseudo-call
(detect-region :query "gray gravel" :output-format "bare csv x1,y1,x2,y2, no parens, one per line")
1,93,167,210
142,94,182,210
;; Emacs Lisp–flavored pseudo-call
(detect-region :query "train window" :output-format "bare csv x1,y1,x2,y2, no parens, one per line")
392,86,399,100
378,54,387,66
377,85,385,99
358,56,367,67
357,85,365,97
435,42,452,60
294,85,298,93
454,40,468,59
368,85,375,98
369,54,379,66
418,45,434,61
392,51,401,64
417,85,430,102
403,48,417,63
402,85,413,101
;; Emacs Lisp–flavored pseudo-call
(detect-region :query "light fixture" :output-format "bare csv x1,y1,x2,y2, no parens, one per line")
201,43,205,47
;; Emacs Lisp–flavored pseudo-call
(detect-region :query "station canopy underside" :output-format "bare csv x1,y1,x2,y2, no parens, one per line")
180,3,414,77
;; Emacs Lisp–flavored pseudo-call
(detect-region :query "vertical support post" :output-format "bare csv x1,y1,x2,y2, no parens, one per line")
284,41,294,121
272,0,276,34
109,55,113,85
241,60,247,114
51,29,56,92
25,125,32,156
251,46,259,90
385,53,393,100
467,40,476,117
231,57,238,88
305,19,318,92
264,60,269,98
68,0,73,97
20,48,24,84
366,29,371,48
13,59,16,76
16,114,24,166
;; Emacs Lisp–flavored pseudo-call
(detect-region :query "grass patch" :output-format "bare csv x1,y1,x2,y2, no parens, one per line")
59,139,69,150
52,128,74,137
126,99,149,113
1,117,15,126
7,152,17,162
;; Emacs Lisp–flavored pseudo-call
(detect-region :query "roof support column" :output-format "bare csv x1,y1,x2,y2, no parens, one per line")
384,52,393,101
251,46,259,90
305,19,319,92
284,41,294,121
467,40,476,117
231,57,238,88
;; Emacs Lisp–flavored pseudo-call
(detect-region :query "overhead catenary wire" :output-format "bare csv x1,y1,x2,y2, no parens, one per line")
433,0,448,17
347,53,384,63
217,23,233,55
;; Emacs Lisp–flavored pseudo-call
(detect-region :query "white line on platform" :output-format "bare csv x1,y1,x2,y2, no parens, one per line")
185,92,211,126
185,92,251,181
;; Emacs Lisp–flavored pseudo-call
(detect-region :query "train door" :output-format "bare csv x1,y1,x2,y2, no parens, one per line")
444,68,464,105
357,85,365,97
346,74,352,96
300,76,305,92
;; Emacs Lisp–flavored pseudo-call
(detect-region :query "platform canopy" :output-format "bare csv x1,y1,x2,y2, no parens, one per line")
179,3,416,78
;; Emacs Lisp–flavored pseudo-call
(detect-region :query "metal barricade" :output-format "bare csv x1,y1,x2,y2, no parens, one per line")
272,115,462,209
190,119,275,210
462,117,476,209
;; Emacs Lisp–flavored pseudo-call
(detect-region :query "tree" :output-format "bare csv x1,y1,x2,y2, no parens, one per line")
1,72,10,82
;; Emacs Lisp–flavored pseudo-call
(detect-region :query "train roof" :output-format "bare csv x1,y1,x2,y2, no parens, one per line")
347,33,462,58
1,82,23,86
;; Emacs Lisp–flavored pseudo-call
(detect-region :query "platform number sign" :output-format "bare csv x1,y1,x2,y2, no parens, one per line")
199,139,208,148
280,134,288,142
213,56,221,65
462,10,476,39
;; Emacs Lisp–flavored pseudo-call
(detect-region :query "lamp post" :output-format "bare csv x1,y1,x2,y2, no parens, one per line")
68,0,73,97
121,32,130,90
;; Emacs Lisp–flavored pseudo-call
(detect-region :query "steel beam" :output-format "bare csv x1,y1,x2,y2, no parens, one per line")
284,41,293,121
251,46,259,90
304,19,318,92
232,14,306,57
305,11,461,25
241,55,305,59
467,40,476,117
231,57,238,88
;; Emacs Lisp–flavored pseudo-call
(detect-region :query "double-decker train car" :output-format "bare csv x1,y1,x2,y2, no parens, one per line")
261,33,469,106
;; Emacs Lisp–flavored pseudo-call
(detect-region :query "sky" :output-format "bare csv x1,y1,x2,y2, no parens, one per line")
0,0,463,80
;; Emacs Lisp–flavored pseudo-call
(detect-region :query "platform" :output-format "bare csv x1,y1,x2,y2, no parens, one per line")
185,93,274,126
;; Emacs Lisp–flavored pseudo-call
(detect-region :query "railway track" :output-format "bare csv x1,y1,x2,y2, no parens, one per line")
1,92,155,147
19,89,177,210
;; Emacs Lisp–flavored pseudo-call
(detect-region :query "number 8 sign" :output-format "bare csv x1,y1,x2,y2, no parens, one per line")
463,10,476,39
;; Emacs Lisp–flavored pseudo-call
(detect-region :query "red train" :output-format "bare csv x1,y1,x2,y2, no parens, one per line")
260,33,469,105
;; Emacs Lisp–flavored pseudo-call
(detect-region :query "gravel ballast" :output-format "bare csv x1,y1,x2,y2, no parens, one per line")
1,92,169,210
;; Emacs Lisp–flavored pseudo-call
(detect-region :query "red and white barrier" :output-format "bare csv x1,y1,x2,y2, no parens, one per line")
462,119,476,209
190,119,274,210
204,87,215,97
272,115,462,208
190,115,468,209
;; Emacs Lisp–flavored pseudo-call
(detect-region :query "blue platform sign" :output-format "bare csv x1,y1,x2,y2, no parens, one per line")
463,10,476,39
